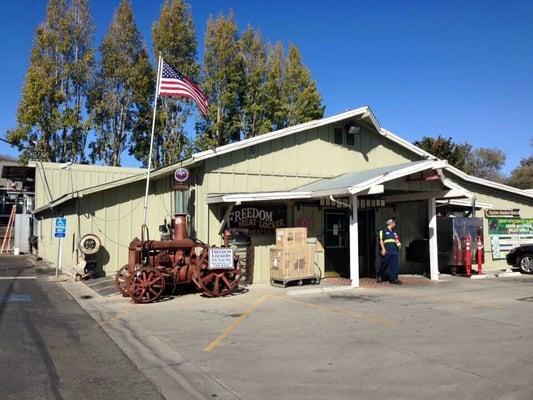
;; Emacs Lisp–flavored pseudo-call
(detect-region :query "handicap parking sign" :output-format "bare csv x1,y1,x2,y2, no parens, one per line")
55,217,67,238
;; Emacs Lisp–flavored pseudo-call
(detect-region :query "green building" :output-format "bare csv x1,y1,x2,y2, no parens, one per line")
32,106,533,286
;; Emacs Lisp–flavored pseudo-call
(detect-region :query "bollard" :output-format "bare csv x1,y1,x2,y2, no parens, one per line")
476,232,484,275
464,234,472,277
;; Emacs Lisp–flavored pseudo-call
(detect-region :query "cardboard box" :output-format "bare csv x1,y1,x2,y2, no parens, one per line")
270,245,314,280
275,227,307,248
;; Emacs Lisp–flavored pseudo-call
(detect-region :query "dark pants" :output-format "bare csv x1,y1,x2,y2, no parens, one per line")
378,253,399,281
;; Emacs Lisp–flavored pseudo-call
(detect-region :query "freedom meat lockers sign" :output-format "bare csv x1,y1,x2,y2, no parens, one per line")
226,205,287,234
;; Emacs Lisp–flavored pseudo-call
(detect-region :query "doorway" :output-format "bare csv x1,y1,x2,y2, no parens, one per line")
358,209,376,277
324,211,350,277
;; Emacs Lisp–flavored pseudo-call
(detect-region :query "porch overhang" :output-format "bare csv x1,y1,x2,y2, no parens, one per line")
205,160,473,204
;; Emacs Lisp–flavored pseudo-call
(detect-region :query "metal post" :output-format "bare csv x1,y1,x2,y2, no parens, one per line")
428,198,439,280
56,237,62,281
142,54,163,227
349,194,359,288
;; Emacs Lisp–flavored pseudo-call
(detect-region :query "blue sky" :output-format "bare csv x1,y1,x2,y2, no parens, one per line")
0,0,532,173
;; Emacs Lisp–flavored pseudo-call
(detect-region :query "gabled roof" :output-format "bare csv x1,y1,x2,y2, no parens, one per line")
33,105,533,213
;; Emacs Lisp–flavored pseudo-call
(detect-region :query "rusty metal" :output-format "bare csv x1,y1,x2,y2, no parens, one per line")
116,214,242,303
115,264,130,296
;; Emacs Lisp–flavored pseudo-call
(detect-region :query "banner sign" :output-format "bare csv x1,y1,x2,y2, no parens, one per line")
227,205,287,234
208,248,234,270
488,218,533,259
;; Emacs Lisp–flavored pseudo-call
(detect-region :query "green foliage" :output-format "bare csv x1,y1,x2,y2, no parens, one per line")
414,135,472,171
196,13,245,150
196,15,324,150
88,0,153,166
263,42,286,131
130,0,200,168
8,0,94,164
239,27,270,138
507,155,533,189
463,147,506,181
283,44,324,126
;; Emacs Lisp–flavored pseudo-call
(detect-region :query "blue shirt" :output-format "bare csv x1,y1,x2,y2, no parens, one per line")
379,227,399,255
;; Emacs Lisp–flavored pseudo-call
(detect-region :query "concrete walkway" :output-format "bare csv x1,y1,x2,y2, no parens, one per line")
62,273,533,400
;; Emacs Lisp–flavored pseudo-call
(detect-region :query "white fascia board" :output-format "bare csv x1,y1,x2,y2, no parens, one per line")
348,160,437,194
206,191,313,204
436,199,493,209
191,106,375,162
445,165,533,199
379,128,437,160
441,177,474,199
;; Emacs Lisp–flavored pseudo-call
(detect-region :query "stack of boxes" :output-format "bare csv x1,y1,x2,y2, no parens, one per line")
270,228,316,286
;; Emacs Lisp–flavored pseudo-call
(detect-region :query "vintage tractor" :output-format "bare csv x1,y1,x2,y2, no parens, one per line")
115,214,243,303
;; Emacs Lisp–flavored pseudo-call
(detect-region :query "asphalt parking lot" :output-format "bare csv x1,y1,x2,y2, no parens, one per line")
66,273,533,400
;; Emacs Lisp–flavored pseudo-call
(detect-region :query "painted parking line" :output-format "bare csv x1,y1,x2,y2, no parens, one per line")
204,295,269,352
204,293,394,352
0,276,37,280
0,294,32,302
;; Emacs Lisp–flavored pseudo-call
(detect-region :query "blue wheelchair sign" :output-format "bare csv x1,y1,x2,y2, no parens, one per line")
55,217,67,238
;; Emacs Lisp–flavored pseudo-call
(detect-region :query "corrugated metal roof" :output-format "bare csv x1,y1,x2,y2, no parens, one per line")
293,161,429,193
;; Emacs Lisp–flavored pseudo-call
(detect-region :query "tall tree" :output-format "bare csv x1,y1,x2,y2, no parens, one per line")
414,135,472,171
507,156,533,189
88,0,152,166
239,27,269,138
283,44,324,127
463,147,506,181
196,13,245,150
263,42,286,131
8,0,94,164
130,0,199,167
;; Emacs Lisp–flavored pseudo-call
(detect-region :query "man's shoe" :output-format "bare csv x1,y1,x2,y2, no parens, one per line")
376,277,382,283
389,279,402,285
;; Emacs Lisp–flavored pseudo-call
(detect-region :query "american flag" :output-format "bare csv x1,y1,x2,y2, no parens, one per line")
158,60,209,116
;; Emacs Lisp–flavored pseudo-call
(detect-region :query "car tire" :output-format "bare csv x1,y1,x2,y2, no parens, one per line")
518,253,533,274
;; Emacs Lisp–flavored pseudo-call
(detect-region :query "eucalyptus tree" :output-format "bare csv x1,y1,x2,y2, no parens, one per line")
89,0,152,166
130,0,200,167
239,26,270,138
196,13,245,150
8,0,94,163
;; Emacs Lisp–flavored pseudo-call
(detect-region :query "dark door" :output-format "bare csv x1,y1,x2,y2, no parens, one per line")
358,209,376,277
324,211,350,278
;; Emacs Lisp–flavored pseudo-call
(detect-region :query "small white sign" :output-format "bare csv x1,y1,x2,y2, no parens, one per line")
208,248,234,270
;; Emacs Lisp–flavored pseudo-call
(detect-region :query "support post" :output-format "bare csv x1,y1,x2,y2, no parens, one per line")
428,198,439,281
349,195,359,288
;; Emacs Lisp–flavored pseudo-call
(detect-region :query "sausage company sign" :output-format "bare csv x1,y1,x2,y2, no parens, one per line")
227,205,287,233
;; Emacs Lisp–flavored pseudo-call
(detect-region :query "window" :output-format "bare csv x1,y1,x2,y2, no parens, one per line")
334,128,343,145
346,131,355,146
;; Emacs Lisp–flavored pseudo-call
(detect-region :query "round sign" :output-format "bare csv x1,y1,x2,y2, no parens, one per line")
174,167,190,183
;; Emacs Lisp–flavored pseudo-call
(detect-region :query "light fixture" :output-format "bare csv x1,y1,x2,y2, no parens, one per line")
345,123,361,135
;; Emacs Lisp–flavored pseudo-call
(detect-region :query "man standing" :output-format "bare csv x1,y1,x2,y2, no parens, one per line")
377,218,402,285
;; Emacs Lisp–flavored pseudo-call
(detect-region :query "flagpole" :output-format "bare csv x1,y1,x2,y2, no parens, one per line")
142,53,163,227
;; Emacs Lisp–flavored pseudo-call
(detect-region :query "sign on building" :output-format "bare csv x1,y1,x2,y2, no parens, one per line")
226,205,287,234
54,217,67,238
488,218,533,259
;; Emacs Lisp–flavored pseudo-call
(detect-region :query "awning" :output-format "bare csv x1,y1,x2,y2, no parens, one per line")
206,160,472,204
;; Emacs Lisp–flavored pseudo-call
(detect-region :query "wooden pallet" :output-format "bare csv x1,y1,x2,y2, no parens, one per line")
270,275,320,288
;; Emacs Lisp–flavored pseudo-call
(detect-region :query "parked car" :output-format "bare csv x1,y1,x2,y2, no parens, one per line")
506,245,533,274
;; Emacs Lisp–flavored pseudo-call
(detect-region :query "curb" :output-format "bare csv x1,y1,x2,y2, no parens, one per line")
287,285,355,296
59,280,241,400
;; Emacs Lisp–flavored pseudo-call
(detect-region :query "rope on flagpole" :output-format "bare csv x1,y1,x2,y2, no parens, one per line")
142,53,163,227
